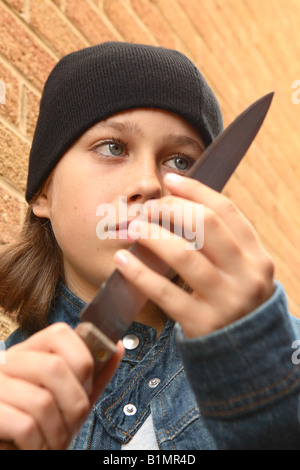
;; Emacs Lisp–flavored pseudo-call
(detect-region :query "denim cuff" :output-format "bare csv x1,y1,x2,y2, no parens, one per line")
175,281,300,419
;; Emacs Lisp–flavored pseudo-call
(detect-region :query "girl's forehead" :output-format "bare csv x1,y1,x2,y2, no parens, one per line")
81,108,205,144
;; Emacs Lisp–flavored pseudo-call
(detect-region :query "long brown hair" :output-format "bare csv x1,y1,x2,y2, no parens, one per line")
0,197,63,334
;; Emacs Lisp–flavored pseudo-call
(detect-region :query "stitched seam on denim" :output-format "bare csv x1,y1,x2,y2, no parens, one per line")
162,394,176,450
154,365,184,398
103,328,173,436
156,407,198,438
202,369,300,417
199,363,300,408
61,293,82,311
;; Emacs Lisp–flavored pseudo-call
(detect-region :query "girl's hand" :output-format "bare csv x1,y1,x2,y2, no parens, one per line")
115,173,275,338
0,323,123,450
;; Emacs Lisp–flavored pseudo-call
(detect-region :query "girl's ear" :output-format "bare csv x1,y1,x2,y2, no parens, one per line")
32,192,51,219
31,178,52,219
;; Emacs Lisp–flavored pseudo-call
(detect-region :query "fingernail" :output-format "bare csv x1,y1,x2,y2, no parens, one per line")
115,250,129,266
164,173,185,184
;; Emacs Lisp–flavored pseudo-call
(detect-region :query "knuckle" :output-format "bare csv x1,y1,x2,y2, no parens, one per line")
50,322,72,336
17,415,37,442
204,208,221,232
73,394,90,420
219,197,238,216
46,355,66,378
173,245,191,264
248,273,269,305
154,281,172,304
35,390,54,415
263,254,275,280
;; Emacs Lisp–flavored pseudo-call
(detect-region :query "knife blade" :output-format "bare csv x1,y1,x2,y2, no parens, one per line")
76,92,274,381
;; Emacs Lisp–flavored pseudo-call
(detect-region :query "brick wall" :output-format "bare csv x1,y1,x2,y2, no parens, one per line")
1,0,300,340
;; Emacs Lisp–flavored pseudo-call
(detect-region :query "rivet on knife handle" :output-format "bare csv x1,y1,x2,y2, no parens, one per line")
75,322,117,381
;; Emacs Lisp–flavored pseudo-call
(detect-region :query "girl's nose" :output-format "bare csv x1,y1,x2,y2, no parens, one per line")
127,162,164,204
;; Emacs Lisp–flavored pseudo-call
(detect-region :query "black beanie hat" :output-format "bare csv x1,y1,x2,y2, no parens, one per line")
25,41,223,202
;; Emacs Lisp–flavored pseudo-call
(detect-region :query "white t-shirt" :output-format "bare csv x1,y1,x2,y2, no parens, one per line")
121,414,159,450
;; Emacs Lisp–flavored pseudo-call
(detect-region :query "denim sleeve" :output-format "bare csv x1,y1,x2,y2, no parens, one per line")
175,281,300,449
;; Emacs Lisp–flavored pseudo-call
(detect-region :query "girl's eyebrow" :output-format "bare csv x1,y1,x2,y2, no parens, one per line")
84,120,205,152
86,120,142,136
164,133,205,153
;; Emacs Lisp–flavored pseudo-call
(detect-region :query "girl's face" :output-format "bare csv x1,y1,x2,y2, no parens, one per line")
33,108,204,301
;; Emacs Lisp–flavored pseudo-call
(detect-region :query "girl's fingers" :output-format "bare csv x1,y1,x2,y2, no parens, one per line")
143,199,246,272
0,373,69,449
129,218,220,293
163,173,260,248
114,248,215,337
0,325,124,449
0,401,46,450
4,349,90,437
14,323,94,387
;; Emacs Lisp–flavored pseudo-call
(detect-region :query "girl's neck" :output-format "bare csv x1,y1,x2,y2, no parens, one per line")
135,300,167,339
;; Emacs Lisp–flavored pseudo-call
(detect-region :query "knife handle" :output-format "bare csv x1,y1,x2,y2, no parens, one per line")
75,321,117,382
0,322,117,450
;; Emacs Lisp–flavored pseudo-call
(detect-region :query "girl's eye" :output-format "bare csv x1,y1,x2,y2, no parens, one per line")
92,140,126,157
165,156,194,171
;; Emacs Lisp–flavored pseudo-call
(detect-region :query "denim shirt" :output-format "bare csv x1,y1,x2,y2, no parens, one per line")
5,281,300,449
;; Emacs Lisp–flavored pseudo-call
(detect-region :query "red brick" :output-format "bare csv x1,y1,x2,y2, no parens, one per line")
4,0,26,15
0,3,57,89
64,0,119,44
153,0,201,57
29,0,88,57
23,86,41,138
130,0,176,49
0,122,30,194
0,181,25,245
103,0,155,44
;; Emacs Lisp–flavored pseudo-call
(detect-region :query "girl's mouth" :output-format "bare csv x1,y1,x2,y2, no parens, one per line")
107,219,135,240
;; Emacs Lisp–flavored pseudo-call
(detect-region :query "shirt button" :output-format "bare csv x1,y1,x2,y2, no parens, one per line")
148,378,161,388
123,404,137,416
122,334,140,350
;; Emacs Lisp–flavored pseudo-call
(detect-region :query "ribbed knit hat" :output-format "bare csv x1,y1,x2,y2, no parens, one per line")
26,42,223,202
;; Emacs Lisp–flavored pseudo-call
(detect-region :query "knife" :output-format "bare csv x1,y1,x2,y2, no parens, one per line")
75,92,274,380
0,92,273,450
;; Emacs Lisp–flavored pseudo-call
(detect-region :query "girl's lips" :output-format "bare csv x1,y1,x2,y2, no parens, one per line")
107,219,136,240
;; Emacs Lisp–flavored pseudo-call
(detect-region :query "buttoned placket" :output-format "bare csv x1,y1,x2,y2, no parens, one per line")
92,319,180,445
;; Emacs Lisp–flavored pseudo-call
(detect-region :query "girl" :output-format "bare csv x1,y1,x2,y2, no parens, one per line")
0,42,299,450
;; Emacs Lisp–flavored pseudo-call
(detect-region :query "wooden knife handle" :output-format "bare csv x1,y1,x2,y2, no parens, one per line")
75,321,117,382
0,322,117,450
